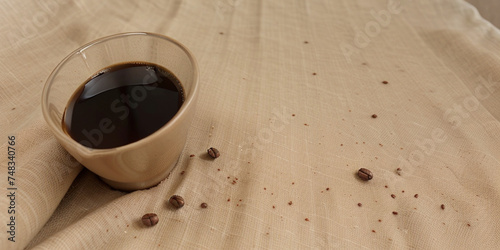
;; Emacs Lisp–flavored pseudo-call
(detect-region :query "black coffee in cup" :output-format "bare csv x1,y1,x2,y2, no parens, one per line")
62,62,184,149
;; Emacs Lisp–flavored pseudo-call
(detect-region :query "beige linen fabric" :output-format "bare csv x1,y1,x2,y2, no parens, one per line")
1,0,500,249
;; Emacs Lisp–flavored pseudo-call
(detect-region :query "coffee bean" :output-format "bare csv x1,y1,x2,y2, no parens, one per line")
441,204,445,210
392,211,398,215
288,201,293,205
357,168,373,181
207,147,220,159
200,203,208,208
169,195,185,209
371,114,377,118
358,203,362,207
414,194,419,198
391,194,396,199
141,213,159,227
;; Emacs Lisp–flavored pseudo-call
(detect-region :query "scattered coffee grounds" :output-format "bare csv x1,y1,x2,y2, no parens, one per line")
385,185,388,188
190,154,195,157
219,32,224,35
414,194,419,198
288,201,293,205
441,204,445,210
392,211,398,215
141,213,159,227
357,168,373,181
304,123,309,126
180,171,185,175
272,206,275,209
200,203,208,208
372,230,376,233
207,147,220,159
358,203,362,207
169,195,185,209
378,219,382,222
382,81,388,84
396,168,402,176
326,188,330,191
371,114,377,118
292,114,296,117
305,218,310,221
227,198,230,202
401,190,405,193
217,168,220,171
264,187,267,190
467,223,471,227
391,194,396,199
292,182,295,185
312,72,317,75
340,144,343,146
304,41,309,44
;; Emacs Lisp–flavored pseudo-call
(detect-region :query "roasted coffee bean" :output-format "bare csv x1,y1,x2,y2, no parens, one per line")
169,195,185,209
207,147,220,159
200,203,208,208
357,168,373,181
371,114,377,118
441,204,445,210
141,213,159,227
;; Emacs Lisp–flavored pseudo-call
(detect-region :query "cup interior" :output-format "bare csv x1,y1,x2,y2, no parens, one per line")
42,32,199,154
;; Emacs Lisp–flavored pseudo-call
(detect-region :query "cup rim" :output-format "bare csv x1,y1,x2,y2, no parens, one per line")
41,32,199,154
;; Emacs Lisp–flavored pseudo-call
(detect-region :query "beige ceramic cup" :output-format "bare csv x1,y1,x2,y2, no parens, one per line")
42,32,199,191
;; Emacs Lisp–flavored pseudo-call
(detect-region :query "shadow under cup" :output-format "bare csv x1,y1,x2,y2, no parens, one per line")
42,32,199,191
